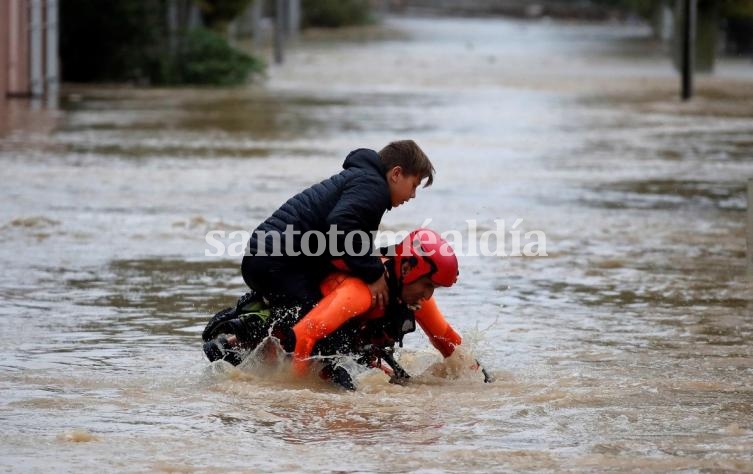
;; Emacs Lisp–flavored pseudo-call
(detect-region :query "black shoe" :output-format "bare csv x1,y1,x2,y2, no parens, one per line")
203,338,224,362
332,366,356,391
320,364,356,391
203,336,243,366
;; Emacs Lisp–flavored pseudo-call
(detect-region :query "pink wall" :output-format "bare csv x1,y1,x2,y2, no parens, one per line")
0,0,8,101
6,0,31,97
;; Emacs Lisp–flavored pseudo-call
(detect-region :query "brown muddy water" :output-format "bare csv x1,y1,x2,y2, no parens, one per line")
1,15,753,473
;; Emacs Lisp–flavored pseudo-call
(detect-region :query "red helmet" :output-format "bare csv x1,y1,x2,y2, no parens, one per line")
393,229,458,287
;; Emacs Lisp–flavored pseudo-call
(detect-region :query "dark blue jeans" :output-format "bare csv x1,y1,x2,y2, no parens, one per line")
241,255,325,326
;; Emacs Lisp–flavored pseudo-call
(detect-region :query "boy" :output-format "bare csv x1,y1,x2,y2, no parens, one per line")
241,140,435,327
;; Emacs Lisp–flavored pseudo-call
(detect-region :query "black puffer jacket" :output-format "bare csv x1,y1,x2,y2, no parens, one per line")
246,148,391,283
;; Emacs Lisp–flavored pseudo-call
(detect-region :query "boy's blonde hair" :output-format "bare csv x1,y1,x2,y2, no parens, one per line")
378,140,435,187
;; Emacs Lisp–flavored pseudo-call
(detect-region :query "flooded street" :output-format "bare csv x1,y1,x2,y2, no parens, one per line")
2,15,753,472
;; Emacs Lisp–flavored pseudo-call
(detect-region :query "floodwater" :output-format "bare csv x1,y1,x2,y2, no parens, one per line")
2,15,753,473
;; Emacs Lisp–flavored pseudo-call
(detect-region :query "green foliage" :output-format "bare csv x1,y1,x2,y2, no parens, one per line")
589,0,753,20
59,0,264,86
586,0,753,55
162,28,265,85
721,0,753,53
301,0,372,28
197,0,255,33
720,0,753,19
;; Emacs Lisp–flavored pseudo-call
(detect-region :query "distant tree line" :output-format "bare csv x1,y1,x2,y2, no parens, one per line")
60,0,265,85
59,0,373,85
588,0,753,55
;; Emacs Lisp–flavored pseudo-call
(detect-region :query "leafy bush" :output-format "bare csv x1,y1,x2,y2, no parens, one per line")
301,0,372,28
60,0,264,86
163,28,265,85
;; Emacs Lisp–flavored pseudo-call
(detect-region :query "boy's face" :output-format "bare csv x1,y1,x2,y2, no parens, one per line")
400,276,436,307
388,167,422,207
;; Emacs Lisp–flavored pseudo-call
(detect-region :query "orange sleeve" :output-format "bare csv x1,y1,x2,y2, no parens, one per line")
290,275,372,374
414,297,461,358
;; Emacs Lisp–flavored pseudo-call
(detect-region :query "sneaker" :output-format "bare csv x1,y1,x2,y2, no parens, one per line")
203,336,243,366
320,364,356,391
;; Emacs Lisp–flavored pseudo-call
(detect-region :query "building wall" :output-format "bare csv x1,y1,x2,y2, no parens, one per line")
7,0,31,97
0,0,8,102
3,0,59,99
